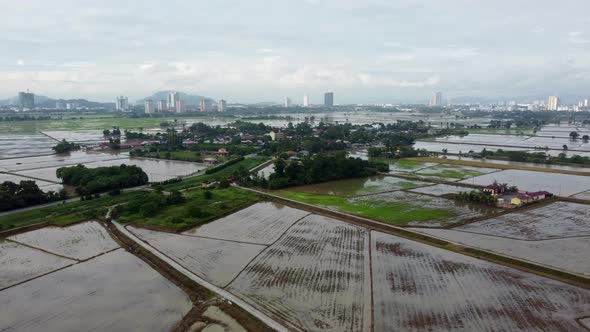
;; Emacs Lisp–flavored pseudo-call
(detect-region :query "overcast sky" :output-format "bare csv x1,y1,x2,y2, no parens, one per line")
1,0,589,103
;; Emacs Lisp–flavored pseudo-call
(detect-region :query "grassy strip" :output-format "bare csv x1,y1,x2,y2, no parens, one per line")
162,157,269,191
117,187,260,232
0,192,144,231
406,157,590,177
414,164,485,179
466,128,535,135
274,190,457,225
144,151,211,162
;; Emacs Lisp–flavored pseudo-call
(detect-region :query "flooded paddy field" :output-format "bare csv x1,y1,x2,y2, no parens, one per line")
441,155,590,174
287,175,432,197
371,230,590,331
458,169,590,196
0,150,128,172
0,249,192,332
183,202,309,245
41,130,107,142
410,228,590,276
227,214,371,332
8,221,120,260
0,241,74,289
128,226,267,287
412,163,500,180
573,190,590,200
0,134,57,159
414,141,530,154
457,201,590,240
407,184,473,196
7,153,207,183
0,173,63,192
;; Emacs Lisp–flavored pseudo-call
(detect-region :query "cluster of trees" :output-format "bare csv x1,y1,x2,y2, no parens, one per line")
569,131,590,141
455,191,498,205
481,148,590,166
112,190,185,218
0,180,66,212
52,139,80,153
56,164,149,196
248,152,388,189
103,127,122,137
1,115,52,121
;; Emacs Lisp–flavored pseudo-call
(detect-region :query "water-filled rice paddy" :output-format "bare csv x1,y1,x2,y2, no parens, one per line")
287,175,432,197
458,169,590,197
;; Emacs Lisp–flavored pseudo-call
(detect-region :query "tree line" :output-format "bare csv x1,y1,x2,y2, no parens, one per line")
0,180,67,212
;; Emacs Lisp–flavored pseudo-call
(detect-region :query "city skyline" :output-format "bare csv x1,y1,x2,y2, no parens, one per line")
1,1,590,103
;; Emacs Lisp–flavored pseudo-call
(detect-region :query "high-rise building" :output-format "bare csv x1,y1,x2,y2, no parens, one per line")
303,95,310,107
175,100,185,113
284,97,292,108
55,102,65,109
18,91,35,110
144,99,155,114
547,96,560,111
324,92,334,107
168,91,180,108
430,92,442,106
200,99,208,112
584,99,590,107
157,100,167,112
218,99,227,112
116,96,128,111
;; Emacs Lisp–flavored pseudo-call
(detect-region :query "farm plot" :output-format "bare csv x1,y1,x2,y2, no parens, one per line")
385,159,437,173
409,228,590,276
457,201,590,240
183,202,309,245
414,141,530,154
277,190,498,227
413,164,499,180
371,231,590,331
0,249,192,332
8,221,119,260
459,169,590,197
227,214,371,332
407,184,473,197
0,134,56,159
0,150,128,172
0,173,62,192
0,241,74,290
573,190,590,200
287,175,432,197
128,226,267,287
354,191,498,227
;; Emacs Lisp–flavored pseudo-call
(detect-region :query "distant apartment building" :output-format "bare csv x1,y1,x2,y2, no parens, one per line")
168,91,180,108
157,100,167,112
55,101,65,109
218,99,227,112
324,92,334,107
144,99,155,114
116,96,128,111
175,100,185,113
547,96,560,111
303,94,310,107
200,99,208,112
430,92,443,107
284,97,292,107
18,91,35,110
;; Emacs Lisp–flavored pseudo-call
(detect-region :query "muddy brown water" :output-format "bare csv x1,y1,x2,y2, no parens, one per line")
0,249,192,332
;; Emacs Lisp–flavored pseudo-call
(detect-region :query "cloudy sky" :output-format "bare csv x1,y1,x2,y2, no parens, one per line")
1,0,589,103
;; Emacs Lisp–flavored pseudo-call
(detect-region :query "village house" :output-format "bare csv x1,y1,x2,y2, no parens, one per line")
510,191,552,206
482,183,508,196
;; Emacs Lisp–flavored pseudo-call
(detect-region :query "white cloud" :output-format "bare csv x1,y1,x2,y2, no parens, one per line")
568,31,589,44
